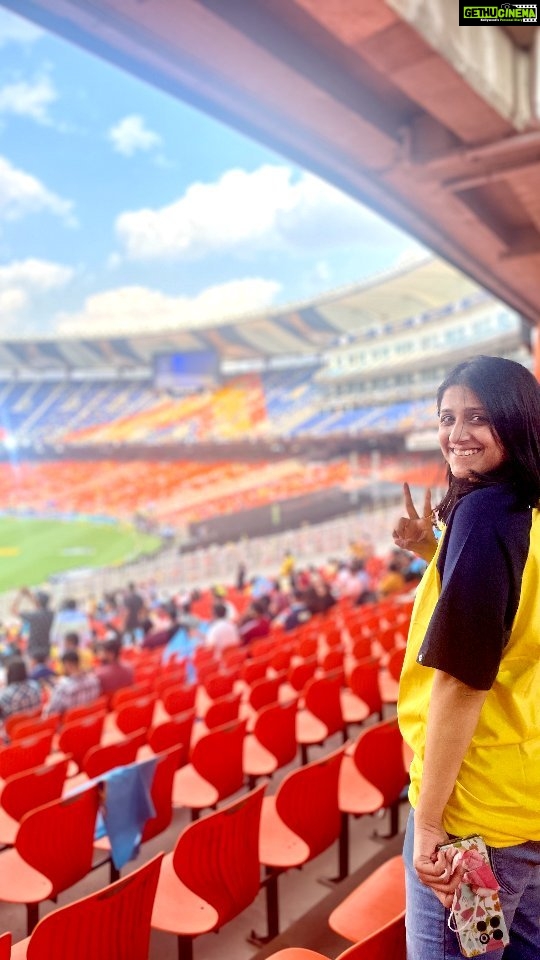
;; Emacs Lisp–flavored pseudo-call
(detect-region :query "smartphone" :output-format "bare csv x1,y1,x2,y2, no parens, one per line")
437,834,509,957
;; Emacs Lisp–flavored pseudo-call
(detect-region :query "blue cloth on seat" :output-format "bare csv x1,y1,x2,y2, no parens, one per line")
95,755,157,869
67,755,158,871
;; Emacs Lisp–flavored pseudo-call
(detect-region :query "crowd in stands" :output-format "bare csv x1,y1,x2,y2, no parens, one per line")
0,541,425,733
0,536,419,959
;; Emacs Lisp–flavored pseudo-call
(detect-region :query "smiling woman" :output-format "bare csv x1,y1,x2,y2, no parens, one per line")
394,355,540,960
437,384,506,480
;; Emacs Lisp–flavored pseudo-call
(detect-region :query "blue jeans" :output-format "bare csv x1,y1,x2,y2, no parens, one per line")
403,811,540,959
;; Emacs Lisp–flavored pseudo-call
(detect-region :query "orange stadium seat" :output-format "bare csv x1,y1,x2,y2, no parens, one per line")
255,745,345,942
9,852,163,960
151,783,265,960
0,758,69,848
0,784,100,934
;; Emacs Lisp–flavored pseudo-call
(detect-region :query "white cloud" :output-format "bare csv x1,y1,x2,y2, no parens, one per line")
0,9,43,47
114,164,408,262
108,114,162,157
0,287,27,314
55,278,281,336
0,155,75,223
0,258,73,329
0,258,73,291
0,76,57,124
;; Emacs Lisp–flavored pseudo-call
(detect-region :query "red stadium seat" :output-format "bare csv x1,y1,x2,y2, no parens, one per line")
0,784,100,934
151,784,265,960
9,852,163,960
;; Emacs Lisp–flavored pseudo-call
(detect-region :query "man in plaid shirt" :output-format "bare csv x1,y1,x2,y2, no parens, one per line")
44,649,100,716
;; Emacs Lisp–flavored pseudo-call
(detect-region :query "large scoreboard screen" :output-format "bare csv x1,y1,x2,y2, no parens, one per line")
153,350,220,392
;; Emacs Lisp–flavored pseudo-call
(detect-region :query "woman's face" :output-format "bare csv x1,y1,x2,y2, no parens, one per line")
438,384,506,479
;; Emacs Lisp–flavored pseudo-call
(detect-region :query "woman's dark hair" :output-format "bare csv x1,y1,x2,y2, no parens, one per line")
436,355,540,520
7,657,28,685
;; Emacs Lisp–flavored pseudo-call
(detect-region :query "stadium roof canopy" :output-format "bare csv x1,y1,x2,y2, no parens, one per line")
0,256,487,372
2,1,540,329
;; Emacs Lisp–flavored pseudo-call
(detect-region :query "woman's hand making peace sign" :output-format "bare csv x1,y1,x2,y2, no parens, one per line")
392,483,438,562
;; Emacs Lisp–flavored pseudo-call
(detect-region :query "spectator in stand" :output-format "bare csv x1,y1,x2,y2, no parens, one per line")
95,637,135,697
206,602,239,657
236,562,247,591
211,586,239,623
28,651,57,689
102,593,124,636
238,599,271,646
279,550,296,589
141,604,178,650
0,657,42,720
268,580,289,619
44,649,100,717
122,582,146,644
63,631,94,671
304,575,337,615
277,589,312,632
335,559,372,602
51,598,92,656
378,560,407,596
11,588,53,660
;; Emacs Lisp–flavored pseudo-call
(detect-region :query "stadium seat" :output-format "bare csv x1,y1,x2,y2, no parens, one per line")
254,744,345,941
243,698,298,788
337,718,409,880
112,694,157,737
319,648,345,675
161,683,197,717
345,657,383,721
110,682,153,710
153,669,187,698
201,692,241,731
379,647,406,705
172,718,247,820
82,729,147,780
0,732,55,783
296,675,351,765
61,696,109,725
240,656,270,687
151,783,265,960
9,852,163,960
0,933,10,960
8,715,60,743
328,856,406,945
0,784,100,933
247,675,283,713
0,758,69,847
4,708,41,740
146,710,195,762
285,658,318,696
263,914,406,960
57,711,106,771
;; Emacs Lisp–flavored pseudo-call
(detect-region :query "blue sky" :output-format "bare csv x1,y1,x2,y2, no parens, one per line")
0,6,426,339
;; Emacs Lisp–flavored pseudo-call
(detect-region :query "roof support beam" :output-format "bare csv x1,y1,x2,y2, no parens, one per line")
386,0,532,130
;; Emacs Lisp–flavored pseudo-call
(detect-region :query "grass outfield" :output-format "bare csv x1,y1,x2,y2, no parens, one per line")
0,517,162,593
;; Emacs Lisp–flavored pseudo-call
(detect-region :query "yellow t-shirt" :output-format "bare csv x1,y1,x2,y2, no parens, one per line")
398,486,540,847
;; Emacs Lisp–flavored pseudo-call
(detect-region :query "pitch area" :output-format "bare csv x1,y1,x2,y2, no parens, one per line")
0,516,162,593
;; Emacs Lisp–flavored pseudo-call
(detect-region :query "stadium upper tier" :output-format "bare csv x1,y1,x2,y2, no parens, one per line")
0,256,531,451
0,371,439,449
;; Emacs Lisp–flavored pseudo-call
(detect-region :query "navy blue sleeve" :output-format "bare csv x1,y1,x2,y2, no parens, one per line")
417,488,530,690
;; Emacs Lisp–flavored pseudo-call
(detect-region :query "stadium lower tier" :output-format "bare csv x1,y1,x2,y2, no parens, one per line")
0,455,447,530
